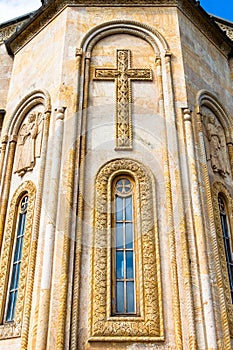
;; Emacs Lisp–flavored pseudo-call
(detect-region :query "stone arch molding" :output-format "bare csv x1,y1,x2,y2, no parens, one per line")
196,90,233,177
196,90,233,142
80,20,169,56
2,89,51,139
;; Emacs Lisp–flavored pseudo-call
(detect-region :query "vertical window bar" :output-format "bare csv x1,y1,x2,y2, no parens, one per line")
5,195,28,322
218,196,233,302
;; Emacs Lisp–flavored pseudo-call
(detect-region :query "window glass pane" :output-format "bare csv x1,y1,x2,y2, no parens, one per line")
125,196,132,220
5,195,28,323
18,213,26,237
14,237,22,262
116,282,124,313
219,196,233,303
125,223,133,249
229,263,233,285
126,282,135,313
116,251,124,279
116,223,123,248
225,239,232,261
14,262,21,289
116,196,123,221
126,251,134,279
6,292,14,321
10,264,18,290
222,217,229,238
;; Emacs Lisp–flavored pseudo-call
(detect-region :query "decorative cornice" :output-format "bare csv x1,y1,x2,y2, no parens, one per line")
0,23,21,45
177,0,233,57
216,22,233,42
4,0,232,57
0,12,34,45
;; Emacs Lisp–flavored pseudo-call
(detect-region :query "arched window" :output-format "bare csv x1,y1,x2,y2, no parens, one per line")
218,196,233,302
5,194,29,322
112,177,137,315
90,159,163,341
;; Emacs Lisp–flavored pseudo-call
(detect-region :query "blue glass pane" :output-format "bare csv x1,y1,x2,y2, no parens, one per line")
6,292,14,321
115,196,123,221
11,290,18,319
125,196,132,220
116,223,123,248
10,264,17,290
14,235,24,262
15,262,21,289
125,223,133,249
17,213,26,238
116,179,123,194
21,196,28,211
116,282,124,313
126,251,134,279
116,251,124,279
18,237,24,261
126,282,135,313
14,239,21,263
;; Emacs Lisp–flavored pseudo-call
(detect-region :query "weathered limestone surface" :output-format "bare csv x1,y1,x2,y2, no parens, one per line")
0,1,233,350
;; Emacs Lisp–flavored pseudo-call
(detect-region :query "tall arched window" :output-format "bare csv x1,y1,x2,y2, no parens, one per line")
218,196,233,302
5,194,29,322
90,159,163,341
112,177,137,315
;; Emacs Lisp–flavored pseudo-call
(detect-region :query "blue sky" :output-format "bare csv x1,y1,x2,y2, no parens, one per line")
201,0,233,22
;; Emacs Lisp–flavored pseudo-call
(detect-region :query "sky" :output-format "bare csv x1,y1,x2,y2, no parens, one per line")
0,0,233,24
201,0,233,22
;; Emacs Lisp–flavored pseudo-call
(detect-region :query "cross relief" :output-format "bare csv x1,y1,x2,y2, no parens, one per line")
94,49,152,149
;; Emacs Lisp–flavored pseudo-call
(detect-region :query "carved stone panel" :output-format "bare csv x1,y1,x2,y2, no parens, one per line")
202,108,231,177
14,108,44,176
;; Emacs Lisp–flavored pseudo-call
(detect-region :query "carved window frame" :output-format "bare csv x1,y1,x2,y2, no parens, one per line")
0,181,36,339
89,158,163,342
212,182,233,337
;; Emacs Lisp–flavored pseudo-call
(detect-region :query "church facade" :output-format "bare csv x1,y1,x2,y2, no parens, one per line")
0,0,233,349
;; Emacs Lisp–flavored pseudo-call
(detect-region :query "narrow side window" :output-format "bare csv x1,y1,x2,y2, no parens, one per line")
112,177,137,315
5,194,28,322
218,196,233,302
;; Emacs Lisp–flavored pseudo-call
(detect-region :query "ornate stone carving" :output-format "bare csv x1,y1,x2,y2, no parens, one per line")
0,181,36,339
215,22,233,41
6,0,232,58
94,49,152,149
14,110,44,176
0,23,19,44
203,111,230,177
89,159,163,341
212,182,233,337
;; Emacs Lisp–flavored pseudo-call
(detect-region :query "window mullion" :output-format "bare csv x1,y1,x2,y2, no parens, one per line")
123,196,127,313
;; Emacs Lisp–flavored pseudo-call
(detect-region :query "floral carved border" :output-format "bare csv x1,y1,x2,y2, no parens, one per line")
212,181,233,337
89,158,164,341
0,181,36,339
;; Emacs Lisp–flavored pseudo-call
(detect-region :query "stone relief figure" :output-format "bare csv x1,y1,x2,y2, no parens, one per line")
204,112,230,176
14,111,44,176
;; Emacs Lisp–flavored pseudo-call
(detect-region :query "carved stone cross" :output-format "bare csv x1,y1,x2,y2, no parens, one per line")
94,49,152,149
